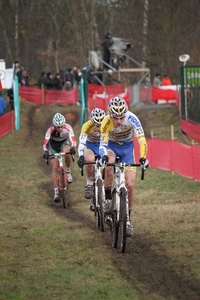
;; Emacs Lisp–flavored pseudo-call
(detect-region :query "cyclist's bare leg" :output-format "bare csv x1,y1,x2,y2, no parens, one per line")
84,149,95,182
125,169,136,211
83,149,95,201
104,149,115,188
51,158,59,187
62,145,71,168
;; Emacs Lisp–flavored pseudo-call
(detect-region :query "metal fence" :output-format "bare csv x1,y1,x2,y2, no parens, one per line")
180,65,200,124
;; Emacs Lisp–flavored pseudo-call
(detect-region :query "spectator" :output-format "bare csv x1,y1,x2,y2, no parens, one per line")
37,71,47,89
67,66,82,88
20,70,30,87
88,69,102,85
60,67,70,86
13,61,23,84
7,88,14,110
54,73,63,90
104,69,120,85
102,32,113,70
46,72,56,90
162,74,172,86
0,92,6,116
64,81,73,91
153,73,161,87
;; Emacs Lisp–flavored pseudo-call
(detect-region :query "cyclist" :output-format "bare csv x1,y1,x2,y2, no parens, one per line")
43,113,76,202
77,108,106,210
99,97,148,236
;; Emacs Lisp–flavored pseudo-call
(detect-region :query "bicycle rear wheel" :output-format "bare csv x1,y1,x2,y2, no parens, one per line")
96,179,104,232
118,187,127,253
60,170,68,208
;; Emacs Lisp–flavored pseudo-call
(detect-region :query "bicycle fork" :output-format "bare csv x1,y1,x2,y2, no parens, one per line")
117,172,130,223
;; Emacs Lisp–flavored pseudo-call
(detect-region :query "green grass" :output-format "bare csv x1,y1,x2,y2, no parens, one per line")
0,100,200,300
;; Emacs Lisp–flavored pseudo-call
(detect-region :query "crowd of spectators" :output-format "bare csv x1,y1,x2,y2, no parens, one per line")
37,66,82,90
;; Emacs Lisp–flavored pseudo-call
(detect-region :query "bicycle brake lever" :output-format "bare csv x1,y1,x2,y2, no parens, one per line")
141,165,145,180
81,166,84,176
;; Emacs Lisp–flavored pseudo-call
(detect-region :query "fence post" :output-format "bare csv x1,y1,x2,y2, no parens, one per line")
41,84,44,104
171,125,174,175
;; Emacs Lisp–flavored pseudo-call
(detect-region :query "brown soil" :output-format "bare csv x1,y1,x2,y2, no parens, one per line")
26,102,200,300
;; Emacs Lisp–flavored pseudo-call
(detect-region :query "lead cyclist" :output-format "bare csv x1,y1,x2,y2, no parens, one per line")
99,97,149,237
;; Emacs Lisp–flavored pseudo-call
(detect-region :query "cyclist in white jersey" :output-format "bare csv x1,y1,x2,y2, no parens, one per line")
43,113,76,202
99,97,149,236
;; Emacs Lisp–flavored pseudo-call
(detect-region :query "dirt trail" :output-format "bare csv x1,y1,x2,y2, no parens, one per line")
25,103,200,300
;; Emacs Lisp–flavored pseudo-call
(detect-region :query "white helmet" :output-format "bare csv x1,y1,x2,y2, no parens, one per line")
108,97,128,117
90,108,105,125
52,113,66,127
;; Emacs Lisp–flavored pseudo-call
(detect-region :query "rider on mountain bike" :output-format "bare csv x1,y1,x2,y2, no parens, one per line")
43,113,76,202
99,97,148,236
77,108,106,210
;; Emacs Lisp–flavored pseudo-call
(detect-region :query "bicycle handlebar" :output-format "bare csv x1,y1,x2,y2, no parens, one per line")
105,162,145,181
45,151,75,165
79,160,145,180
79,160,105,176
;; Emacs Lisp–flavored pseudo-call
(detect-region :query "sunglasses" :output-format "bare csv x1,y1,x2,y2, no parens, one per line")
56,126,64,129
112,116,125,120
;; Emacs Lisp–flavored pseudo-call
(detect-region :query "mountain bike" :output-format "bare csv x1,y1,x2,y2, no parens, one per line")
81,156,106,232
103,157,146,253
45,151,75,208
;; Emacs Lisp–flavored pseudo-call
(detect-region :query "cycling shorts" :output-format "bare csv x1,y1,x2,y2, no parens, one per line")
108,140,135,164
49,139,69,155
86,141,101,159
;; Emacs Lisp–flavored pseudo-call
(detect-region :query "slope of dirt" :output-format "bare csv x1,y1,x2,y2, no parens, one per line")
23,101,200,300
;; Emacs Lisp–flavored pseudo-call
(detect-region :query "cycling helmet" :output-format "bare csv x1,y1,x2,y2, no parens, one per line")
52,113,66,127
108,97,128,117
90,108,105,125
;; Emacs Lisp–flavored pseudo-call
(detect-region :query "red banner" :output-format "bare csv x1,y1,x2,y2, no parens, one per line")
152,87,177,103
88,84,130,111
133,138,200,181
0,111,15,138
19,86,78,105
180,118,200,144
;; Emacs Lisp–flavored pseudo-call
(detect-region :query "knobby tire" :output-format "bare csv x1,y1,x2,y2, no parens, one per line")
60,170,67,208
119,187,127,253
111,191,118,248
94,183,99,229
97,179,104,232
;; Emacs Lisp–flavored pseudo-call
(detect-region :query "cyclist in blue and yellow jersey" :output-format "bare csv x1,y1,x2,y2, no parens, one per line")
77,108,106,210
99,97,149,237
43,113,76,202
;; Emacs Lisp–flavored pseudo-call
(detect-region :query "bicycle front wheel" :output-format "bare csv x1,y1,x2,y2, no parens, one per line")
96,179,104,232
110,190,118,248
118,187,127,253
60,170,68,208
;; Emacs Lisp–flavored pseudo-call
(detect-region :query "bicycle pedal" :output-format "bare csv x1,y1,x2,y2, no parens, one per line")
105,215,112,226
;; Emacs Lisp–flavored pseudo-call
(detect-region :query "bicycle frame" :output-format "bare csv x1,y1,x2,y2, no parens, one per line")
46,151,74,208
113,161,130,224
81,157,106,231
105,158,145,253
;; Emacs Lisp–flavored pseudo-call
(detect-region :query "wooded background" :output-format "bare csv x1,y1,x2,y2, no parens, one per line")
0,0,199,84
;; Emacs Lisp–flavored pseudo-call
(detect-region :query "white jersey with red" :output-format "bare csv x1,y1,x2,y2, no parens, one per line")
43,124,76,151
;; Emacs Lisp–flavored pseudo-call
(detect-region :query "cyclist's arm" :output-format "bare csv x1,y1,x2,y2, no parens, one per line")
67,126,77,148
137,135,148,158
78,133,87,156
43,126,54,151
99,116,111,157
